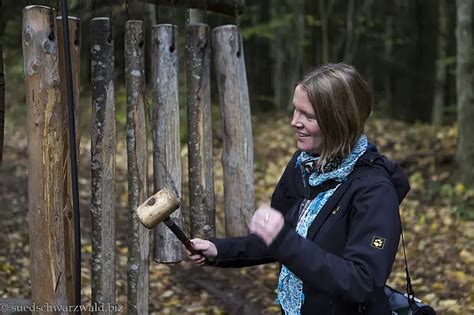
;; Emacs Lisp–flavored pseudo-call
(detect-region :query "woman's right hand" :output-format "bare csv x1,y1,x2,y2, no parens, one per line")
186,238,218,266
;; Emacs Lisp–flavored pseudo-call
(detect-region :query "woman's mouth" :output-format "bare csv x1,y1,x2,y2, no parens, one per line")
297,132,310,138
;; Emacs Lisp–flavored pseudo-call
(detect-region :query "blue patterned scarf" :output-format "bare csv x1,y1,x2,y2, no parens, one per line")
276,135,368,315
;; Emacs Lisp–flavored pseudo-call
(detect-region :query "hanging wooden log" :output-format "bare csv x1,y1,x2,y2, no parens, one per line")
90,17,117,310
147,0,244,16
23,5,70,307
125,20,150,315
185,23,215,239
56,15,81,306
212,25,254,237
151,24,182,263
0,0,3,166
0,43,4,166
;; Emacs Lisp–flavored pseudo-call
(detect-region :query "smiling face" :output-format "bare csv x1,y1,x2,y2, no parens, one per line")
291,85,325,154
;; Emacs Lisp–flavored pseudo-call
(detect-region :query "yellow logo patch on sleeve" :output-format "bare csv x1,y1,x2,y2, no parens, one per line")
371,236,386,249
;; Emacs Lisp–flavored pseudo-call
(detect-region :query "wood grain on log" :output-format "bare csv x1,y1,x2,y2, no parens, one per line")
125,20,150,315
90,17,117,312
212,25,254,237
185,23,215,239
23,5,70,308
151,24,183,263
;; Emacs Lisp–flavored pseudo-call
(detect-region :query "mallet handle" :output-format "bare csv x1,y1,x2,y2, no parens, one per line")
163,218,198,254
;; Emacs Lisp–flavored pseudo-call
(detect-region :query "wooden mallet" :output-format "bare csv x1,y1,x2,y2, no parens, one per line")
135,187,199,255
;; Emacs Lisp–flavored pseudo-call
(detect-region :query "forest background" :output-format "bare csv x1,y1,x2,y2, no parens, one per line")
0,0,473,314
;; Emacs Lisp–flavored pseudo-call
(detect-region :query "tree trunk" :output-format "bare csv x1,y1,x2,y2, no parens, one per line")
246,0,273,112
271,0,284,109
185,23,215,239
23,5,70,309
432,0,448,125
151,24,182,263
125,20,150,315
292,0,305,102
455,0,474,186
318,0,331,64
90,17,117,312
212,25,254,237
411,0,437,122
0,43,4,166
56,15,81,307
383,0,394,115
271,0,304,110
343,0,355,63
343,0,373,64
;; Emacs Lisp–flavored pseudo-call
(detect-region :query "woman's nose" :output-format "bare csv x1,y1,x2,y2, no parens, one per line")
291,112,302,128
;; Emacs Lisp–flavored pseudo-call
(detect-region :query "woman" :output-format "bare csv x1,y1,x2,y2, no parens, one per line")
188,63,410,314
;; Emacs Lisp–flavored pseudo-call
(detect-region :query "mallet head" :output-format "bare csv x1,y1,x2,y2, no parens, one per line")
135,187,180,229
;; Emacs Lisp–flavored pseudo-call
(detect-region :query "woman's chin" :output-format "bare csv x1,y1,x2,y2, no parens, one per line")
297,141,321,154
296,141,312,153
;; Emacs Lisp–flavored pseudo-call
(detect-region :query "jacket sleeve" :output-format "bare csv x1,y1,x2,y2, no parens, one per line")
209,234,277,267
267,179,402,303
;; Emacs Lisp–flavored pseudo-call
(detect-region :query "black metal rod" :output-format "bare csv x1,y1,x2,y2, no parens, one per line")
59,0,81,308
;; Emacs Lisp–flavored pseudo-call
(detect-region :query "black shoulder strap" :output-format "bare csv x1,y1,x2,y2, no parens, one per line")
347,164,417,303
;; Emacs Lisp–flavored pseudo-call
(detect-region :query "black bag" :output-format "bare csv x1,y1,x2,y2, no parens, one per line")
385,285,436,315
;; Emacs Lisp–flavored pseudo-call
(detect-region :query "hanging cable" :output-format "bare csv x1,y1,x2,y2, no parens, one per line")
108,0,113,42
184,0,189,25
126,0,130,20
48,5,56,41
75,0,81,48
234,0,241,57
234,0,240,28
109,0,113,20
92,0,96,18
131,0,136,20
170,0,176,52
142,0,146,22
59,0,82,310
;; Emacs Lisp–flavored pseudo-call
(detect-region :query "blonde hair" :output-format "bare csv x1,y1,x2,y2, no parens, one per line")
298,63,372,167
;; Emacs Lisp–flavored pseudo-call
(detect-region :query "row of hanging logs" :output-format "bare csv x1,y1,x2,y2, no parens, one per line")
22,1,250,312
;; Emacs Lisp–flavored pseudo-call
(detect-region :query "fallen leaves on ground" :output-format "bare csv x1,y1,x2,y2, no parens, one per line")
1,115,473,314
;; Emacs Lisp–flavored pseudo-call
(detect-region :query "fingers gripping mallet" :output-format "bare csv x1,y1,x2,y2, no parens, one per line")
135,187,199,256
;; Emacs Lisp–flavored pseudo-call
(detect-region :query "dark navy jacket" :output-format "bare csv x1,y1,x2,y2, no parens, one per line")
210,145,410,314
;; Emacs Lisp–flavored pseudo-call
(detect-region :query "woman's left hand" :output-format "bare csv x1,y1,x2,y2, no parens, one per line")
249,205,284,246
